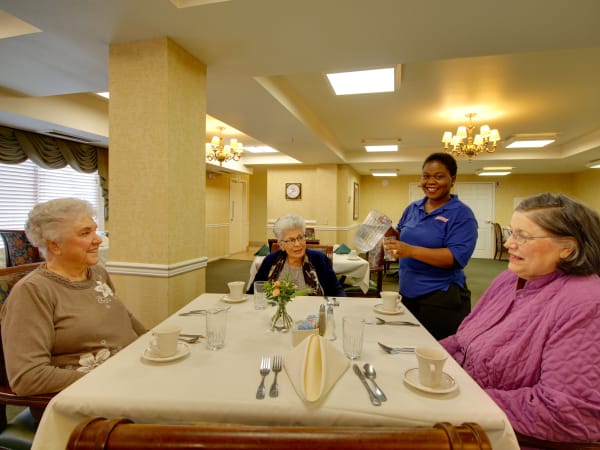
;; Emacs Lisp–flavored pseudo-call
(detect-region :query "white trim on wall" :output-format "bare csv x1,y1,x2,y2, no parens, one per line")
106,257,208,277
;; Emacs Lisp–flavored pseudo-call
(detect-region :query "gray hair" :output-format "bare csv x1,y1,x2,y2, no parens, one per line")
25,197,96,258
273,214,306,240
516,193,600,276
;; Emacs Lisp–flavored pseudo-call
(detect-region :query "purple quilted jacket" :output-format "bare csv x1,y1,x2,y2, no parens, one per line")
441,270,600,443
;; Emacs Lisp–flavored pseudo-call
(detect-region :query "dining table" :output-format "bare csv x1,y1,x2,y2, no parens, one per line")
249,252,371,293
31,294,519,450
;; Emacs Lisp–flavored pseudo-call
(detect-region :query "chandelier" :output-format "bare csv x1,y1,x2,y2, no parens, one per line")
206,126,244,166
441,113,500,160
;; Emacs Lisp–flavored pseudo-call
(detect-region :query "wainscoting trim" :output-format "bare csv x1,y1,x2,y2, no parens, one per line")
106,257,208,278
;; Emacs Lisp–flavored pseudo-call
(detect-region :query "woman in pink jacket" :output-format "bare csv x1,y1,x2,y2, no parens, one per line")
441,193,600,445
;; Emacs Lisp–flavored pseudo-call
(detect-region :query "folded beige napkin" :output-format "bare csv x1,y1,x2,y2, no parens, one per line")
284,335,349,402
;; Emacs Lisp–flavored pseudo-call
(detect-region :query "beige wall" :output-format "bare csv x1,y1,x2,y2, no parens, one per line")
235,167,599,256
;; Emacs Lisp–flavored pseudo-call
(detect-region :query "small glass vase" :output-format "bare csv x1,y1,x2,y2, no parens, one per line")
271,302,293,332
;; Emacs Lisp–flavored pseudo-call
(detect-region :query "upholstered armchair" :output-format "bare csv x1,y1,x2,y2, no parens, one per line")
0,230,43,267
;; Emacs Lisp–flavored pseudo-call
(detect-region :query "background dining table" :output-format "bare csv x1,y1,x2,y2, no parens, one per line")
31,294,519,450
249,252,371,293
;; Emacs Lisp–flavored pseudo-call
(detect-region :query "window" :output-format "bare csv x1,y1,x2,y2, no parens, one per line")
0,160,104,229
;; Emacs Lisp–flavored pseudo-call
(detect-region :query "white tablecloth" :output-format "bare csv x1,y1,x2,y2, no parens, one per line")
32,294,519,450
249,253,371,293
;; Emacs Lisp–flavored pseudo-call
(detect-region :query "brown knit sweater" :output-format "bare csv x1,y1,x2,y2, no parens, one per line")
0,263,146,396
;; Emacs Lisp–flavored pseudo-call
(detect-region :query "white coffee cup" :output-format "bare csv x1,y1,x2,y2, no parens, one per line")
380,291,401,312
415,347,448,387
227,281,245,299
349,249,358,258
149,324,181,358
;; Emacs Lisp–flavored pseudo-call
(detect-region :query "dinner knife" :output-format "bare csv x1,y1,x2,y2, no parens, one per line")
352,364,381,406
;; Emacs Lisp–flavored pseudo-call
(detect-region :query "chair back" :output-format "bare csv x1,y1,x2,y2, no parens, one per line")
0,230,43,267
305,227,316,240
269,238,320,252
0,262,53,432
271,243,332,264
67,417,492,450
493,223,507,261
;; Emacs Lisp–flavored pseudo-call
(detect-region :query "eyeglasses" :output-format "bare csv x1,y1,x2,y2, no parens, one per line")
280,235,306,245
506,229,554,245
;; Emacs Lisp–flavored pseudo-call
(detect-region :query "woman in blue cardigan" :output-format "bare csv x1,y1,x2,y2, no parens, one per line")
248,214,345,297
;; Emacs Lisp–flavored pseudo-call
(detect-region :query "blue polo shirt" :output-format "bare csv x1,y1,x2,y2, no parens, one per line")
396,195,478,298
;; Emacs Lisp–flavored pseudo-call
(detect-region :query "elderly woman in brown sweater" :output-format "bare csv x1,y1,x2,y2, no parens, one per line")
0,198,145,396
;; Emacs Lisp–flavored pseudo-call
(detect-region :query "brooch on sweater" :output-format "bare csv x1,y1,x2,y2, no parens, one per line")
94,281,114,305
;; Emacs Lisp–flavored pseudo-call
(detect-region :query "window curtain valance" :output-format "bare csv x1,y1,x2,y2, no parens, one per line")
0,125,109,216
0,125,101,172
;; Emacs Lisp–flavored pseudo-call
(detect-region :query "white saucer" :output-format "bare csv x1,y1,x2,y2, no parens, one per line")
403,368,457,394
373,303,404,315
142,342,190,363
221,294,249,303
347,256,361,261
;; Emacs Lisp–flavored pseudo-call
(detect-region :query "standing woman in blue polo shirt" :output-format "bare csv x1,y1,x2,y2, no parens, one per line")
384,153,478,340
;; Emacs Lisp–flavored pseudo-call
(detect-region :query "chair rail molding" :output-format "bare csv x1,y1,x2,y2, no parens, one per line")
106,257,208,278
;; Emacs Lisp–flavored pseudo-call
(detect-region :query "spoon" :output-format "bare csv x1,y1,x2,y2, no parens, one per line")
362,363,387,401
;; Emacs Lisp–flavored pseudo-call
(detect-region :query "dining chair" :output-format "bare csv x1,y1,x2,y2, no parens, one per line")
493,223,508,261
271,243,332,264
67,417,492,450
269,238,320,252
0,231,43,268
0,263,54,450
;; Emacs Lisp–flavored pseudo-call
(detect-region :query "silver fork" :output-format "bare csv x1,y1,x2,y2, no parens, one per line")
255,356,271,399
377,342,416,354
269,355,283,398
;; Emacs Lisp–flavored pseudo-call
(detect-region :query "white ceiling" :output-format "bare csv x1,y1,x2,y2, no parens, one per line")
1,0,600,175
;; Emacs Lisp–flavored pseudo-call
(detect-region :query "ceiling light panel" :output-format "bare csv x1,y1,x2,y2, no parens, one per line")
371,170,397,177
326,68,395,95
504,133,557,149
364,144,398,152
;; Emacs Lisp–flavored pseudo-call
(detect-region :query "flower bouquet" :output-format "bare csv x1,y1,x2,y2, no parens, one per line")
263,275,312,332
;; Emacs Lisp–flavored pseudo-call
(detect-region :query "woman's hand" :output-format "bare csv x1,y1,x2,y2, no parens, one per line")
383,239,410,260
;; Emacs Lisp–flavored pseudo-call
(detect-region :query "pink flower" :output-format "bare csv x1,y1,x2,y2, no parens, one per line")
272,288,280,296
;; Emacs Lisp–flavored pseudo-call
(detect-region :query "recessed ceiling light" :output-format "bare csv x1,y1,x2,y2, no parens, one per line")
326,67,396,95
586,160,600,169
371,170,398,177
96,92,110,99
504,133,557,149
364,144,398,152
476,168,512,176
362,138,401,152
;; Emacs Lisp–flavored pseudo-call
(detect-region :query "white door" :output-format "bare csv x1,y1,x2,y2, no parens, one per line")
229,179,248,255
409,182,495,259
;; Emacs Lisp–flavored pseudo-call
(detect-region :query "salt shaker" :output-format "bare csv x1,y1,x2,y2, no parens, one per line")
324,305,336,341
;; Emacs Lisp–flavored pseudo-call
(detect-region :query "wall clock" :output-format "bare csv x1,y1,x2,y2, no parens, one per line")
285,182,302,200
